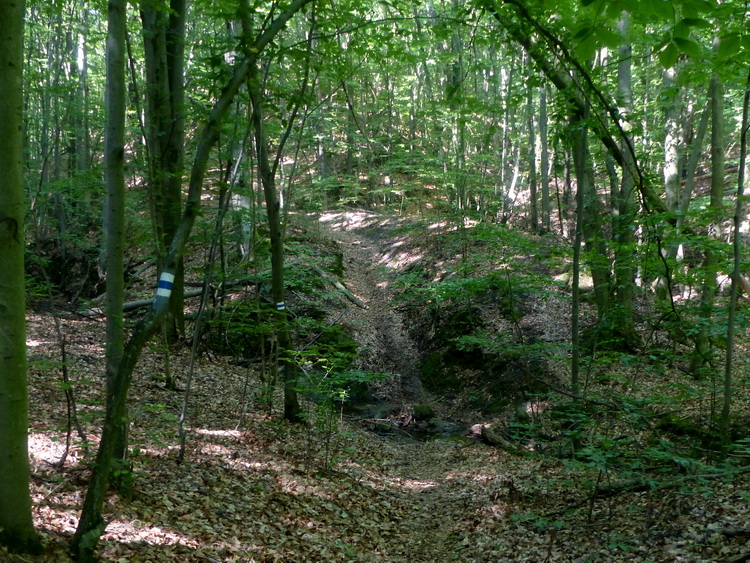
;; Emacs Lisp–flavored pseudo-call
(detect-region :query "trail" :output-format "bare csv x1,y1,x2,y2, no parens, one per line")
314,210,518,561
317,210,425,404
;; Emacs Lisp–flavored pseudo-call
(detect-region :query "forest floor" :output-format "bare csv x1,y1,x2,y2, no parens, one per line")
8,210,750,562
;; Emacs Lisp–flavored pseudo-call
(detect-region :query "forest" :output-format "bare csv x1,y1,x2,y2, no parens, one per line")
2,0,750,560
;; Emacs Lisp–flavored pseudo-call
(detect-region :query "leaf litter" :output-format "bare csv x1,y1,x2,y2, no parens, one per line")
10,210,750,562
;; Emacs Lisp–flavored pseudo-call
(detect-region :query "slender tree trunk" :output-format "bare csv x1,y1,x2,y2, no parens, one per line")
140,0,187,342
690,57,724,378
72,0,128,555
449,0,467,211
571,124,584,397
248,65,303,423
74,6,90,175
662,67,681,212
0,0,42,553
539,80,550,231
721,68,750,447
102,0,128,492
573,102,610,319
612,11,636,340
526,58,538,232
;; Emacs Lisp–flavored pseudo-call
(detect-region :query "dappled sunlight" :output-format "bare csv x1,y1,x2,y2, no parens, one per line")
390,478,439,491
102,520,199,549
193,428,243,438
28,432,84,467
319,210,382,231
378,250,424,269
426,216,479,232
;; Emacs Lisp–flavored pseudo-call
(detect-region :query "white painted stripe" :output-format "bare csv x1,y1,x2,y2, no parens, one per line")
160,272,176,284
156,287,172,298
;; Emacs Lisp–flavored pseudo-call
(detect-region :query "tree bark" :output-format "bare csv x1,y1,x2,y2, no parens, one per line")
612,11,636,340
248,64,304,423
720,67,750,446
574,104,610,319
526,63,538,231
662,67,681,212
0,0,43,554
690,55,724,378
140,0,187,341
539,79,550,231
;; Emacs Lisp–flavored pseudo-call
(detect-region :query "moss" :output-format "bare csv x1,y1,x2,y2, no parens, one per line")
420,351,460,391
413,403,436,421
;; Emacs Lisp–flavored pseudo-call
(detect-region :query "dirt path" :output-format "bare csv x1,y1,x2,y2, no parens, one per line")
313,210,515,561
316,210,425,403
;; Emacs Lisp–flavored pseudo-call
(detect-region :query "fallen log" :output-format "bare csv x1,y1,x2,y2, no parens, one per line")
477,424,526,456
80,276,264,316
310,263,368,309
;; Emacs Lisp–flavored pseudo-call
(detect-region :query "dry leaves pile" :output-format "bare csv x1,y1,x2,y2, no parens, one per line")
8,211,750,562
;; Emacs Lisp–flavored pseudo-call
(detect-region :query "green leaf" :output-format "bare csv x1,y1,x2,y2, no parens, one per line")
718,33,741,60
679,17,711,29
594,26,623,49
672,37,704,58
658,42,680,68
682,0,715,17
573,26,593,41
651,0,676,20
575,34,597,62
673,19,691,39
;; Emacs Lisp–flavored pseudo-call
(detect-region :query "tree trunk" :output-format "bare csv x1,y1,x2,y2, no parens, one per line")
662,67,681,212
72,0,128,554
573,103,610,319
102,0,128,491
571,124,584,397
248,65,303,423
539,80,550,231
0,0,43,554
721,67,750,447
690,58,724,378
612,11,637,342
526,58,538,232
140,0,187,342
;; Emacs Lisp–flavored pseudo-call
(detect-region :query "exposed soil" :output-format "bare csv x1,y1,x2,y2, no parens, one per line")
315,210,425,405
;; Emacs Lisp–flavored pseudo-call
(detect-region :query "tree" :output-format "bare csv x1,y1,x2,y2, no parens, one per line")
71,0,127,554
101,0,128,488
721,67,750,446
0,0,42,554
611,11,637,342
690,42,725,378
140,0,187,343
248,64,303,422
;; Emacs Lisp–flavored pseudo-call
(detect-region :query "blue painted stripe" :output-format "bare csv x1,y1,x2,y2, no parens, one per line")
156,272,175,298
